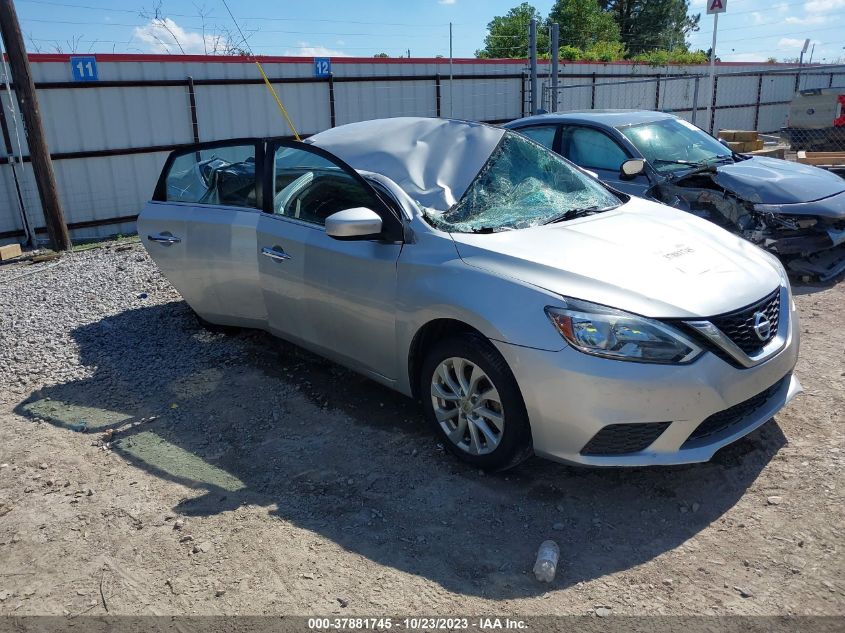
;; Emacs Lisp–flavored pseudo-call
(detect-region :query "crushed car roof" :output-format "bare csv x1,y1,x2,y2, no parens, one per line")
307,117,505,211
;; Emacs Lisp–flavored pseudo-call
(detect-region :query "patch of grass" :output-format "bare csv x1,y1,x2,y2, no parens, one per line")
71,234,140,253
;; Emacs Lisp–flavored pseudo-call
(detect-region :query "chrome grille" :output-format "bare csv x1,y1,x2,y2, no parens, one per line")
709,289,780,355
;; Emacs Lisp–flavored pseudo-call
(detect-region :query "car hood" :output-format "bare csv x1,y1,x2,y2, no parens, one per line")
450,199,782,319
712,156,845,204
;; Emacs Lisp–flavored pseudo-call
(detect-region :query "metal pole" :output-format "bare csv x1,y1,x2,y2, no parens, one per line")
529,18,538,115
520,70,526,117
706,11,718,135
449,22,453,118
0,50,32,246
798,49,805,92
0,0,70,250
797,39,809,92
661,39,673,111
691,75,700,126
550,23,559,112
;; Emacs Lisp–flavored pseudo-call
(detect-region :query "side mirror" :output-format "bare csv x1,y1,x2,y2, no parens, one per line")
719,138,731,148
620,158,646,179
325,207,383,240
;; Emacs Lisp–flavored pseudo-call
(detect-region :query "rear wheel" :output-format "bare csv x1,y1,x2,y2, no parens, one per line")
420,333,532,470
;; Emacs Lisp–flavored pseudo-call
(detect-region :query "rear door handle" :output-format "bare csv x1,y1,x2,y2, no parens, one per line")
147,233,182,244
261,246,292,262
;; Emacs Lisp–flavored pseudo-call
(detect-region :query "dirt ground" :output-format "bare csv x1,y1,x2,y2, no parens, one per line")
0,241,842,617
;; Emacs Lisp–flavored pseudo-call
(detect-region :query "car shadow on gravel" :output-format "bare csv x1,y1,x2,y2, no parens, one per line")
15,301,787,599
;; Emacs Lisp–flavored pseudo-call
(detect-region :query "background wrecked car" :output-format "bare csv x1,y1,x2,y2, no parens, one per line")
506,110,845,281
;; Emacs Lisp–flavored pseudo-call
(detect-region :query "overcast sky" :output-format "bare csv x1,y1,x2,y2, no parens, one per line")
13,0,845,63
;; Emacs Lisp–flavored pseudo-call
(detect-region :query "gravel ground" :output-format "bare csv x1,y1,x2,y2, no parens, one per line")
0,241,842,616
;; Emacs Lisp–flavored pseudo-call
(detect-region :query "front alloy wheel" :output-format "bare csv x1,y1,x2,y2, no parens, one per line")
420,333,532,470
431,357,504,455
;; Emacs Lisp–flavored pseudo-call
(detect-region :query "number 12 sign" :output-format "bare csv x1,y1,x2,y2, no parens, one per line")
70,56,98,82
314,57,332,78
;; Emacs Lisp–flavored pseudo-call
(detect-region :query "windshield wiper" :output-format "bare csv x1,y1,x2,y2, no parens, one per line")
542,205,618,225
653,158,706,167
470,225,517,233
707,154,735,164
655,154,734,170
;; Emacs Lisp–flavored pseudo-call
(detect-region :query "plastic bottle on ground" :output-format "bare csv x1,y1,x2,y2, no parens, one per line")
533,539,560,582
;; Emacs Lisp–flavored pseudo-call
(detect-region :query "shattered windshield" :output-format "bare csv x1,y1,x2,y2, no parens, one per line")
427,131,620,233
619,118,733,173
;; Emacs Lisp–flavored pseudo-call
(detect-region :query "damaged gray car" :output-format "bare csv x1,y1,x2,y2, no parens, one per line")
506,111,845,281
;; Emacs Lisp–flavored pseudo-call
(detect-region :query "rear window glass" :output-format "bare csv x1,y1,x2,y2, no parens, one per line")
165,144,257,208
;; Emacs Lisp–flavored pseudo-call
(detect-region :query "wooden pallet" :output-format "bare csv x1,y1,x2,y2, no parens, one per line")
749,146,787,159
0,243,22,261
726,139,765,152
796,151,845,166
719,129,758,142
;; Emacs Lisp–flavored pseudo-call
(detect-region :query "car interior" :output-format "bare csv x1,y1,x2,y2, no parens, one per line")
273,168,376,225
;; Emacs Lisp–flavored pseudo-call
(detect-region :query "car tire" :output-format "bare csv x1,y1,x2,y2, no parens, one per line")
420,333,533,471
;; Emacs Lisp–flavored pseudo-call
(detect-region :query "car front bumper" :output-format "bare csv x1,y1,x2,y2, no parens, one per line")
494,306,801,467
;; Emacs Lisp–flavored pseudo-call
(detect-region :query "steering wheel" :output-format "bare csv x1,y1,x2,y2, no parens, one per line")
273,171,314,214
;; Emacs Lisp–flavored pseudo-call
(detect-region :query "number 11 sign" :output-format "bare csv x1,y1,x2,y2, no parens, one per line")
70,56,98,82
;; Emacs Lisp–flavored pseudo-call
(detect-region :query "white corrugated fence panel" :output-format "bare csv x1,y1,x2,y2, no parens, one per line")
39,86,193,153
712,107,757,134
758,104,790,133
335,80,437,125
1,57,843,242
195,82,329,140
594,81,655,110
443,78,519,121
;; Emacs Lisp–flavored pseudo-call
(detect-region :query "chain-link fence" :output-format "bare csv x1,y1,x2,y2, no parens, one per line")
544,64,845,153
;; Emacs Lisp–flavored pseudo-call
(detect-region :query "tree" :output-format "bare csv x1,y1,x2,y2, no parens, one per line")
373,52,389,57
475,0,700,61
601,0,699,56
548,0,620,51
475,2,548,58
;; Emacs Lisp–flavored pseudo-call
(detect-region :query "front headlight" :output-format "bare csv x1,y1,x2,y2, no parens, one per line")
545,298,702,364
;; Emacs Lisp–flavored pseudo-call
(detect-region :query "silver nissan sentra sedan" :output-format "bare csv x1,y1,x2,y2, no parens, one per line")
139,117,802,471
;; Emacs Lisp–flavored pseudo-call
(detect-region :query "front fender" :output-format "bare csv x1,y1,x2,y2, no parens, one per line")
394,229,565,395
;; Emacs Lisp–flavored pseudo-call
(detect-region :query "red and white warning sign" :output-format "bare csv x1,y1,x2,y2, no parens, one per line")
707,0,727,14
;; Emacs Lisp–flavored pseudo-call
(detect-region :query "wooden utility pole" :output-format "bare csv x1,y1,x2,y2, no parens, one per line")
0,0,70,250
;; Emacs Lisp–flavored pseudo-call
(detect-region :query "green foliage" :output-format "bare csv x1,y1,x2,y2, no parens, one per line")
476,2,548,58
630,48,708,65
581,40,627,62
549,0,620,50
601,0,700,56
476,0,703,62
558,45,584,61
373,52,389,58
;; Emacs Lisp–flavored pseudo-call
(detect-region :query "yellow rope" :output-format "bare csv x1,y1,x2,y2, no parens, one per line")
254,60,301,141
